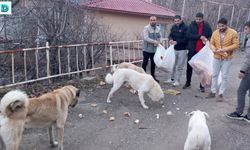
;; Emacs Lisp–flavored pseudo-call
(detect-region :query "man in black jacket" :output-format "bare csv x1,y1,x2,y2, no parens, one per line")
183,12,212,92
164,15,188,87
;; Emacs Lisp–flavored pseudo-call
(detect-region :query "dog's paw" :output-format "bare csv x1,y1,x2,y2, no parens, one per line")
50,141,58,147
159,100,164,105
143,105,149,109
107,100,111,103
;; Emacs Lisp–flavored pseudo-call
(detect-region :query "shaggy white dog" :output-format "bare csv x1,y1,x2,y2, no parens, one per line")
0,90,29,150
105,68,164,109
184,110,211,150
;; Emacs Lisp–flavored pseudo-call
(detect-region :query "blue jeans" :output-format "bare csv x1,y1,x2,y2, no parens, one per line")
171,50,187,82
236,73,250,117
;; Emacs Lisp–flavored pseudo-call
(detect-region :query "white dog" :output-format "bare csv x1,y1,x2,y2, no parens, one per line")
113,62,146,94
0,90,29,150
113,62,146,74
105,68,164,109
184,110,211,150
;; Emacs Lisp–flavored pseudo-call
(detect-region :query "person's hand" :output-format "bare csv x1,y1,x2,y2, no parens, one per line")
154,40,160,46
200,36,206,40
172,41,177,45
217,49,224,52
212,49,218,53
169,40,177,45
238,72,245,79
200,36,208,42
169,40,174,45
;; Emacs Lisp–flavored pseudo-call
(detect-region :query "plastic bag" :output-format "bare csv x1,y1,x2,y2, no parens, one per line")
154,44,175,72
188,42,214,87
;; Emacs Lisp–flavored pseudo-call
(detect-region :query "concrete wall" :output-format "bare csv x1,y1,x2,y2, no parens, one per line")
93,11,172,41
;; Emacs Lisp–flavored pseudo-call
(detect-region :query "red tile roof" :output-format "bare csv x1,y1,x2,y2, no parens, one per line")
82,0,175,18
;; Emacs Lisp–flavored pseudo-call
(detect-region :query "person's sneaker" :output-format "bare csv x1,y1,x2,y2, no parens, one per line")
182,83,191,89
164,78,174,84
200,87,205,93
243,115,250,123
173,81,180,87
226,112,243,120
205,92,216,99
216,94,224,102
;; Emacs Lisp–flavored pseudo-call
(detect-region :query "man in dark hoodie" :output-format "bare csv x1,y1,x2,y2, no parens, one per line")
164,15,188,87
183,12,212,92
226,21,250,123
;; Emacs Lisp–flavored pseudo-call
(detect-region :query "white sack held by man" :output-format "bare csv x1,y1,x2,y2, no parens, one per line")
154,44,175,72
188,42,221,87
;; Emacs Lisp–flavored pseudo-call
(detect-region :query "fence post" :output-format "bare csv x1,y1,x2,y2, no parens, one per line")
109,43,113,66
230,6,235,27
76,46,79,76
24,51,27,81
46,42,51,84
11,53,15,84
248,9,250,21
202,1,205,14
217,4,222,21
35,48,39,79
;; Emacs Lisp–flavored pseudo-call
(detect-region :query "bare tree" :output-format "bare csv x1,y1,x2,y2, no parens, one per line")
152,0,250,30
0,0,119,83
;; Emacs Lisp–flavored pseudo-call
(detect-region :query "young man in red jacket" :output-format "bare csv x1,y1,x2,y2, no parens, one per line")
183,12,212,92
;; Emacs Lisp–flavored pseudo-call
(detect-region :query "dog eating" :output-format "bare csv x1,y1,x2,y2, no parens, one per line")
105,68,164,109
113,62,146,94
184,110,211,150
0,85,80,150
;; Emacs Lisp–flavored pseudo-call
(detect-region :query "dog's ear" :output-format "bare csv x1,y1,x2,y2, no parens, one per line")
203,112,209,119
9,100,24,112
111,64,118,72
76,89,80,97
6,100,25,118
188,111,195,117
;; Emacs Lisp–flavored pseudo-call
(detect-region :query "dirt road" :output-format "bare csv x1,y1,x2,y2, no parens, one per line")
20,51,250,150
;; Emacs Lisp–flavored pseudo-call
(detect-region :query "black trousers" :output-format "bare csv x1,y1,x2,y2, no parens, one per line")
186,50,204,89
142,51,156,78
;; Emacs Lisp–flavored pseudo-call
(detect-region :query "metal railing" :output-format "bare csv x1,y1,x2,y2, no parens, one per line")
0,39,168,88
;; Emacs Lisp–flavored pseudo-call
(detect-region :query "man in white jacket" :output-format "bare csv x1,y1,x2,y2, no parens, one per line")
142,16,162,82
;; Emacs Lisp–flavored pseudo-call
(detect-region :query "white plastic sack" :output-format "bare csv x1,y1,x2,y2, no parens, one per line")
154,44,175,72
188,42,222,87
188,42,213,87
154,44,165,68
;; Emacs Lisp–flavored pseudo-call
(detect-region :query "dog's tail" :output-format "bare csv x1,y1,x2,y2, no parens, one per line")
105,73,113,84
0,90,29,120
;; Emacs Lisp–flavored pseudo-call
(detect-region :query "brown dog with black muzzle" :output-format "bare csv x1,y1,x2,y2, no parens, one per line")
0,85,80,150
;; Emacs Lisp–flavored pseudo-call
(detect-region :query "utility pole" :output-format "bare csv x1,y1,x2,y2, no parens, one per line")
181,0,186,19
248,9,250,21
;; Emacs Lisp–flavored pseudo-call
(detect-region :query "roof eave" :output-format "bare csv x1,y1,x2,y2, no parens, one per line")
82,6,175,19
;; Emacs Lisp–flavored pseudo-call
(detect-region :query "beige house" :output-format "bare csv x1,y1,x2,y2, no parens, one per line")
82,0,176,41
